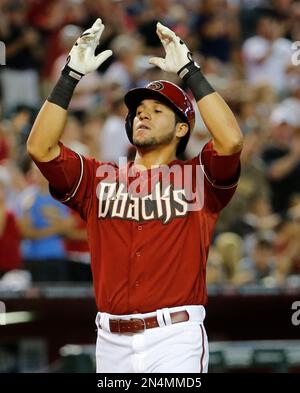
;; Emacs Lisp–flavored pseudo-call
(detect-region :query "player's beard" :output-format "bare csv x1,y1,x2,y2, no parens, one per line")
133,128,175,149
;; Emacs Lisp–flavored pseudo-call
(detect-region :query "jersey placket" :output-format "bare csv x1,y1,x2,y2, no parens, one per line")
127,221,147,313
127,167,152,313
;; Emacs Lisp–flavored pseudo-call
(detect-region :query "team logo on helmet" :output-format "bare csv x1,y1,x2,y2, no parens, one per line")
147,81,164,91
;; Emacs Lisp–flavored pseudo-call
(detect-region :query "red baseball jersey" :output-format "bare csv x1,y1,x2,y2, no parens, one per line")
34,140,240,314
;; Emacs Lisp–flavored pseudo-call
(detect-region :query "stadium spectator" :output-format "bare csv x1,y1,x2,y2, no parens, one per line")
0,178,22,278
100,91,131,162
64,209,92,283
233,237,278,287
242,12,292,94
218,128,270,232
19,163,72,282
60,115,89,156
103,34,144,90
262,105,300,213
82,112,105,160
0,0,43,113
273,219,300,282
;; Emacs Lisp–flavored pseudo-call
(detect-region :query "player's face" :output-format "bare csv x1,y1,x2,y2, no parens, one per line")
132,99,177,149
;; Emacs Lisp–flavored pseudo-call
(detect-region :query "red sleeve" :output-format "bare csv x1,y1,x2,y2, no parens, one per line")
199,140,241,213
32,142,96,220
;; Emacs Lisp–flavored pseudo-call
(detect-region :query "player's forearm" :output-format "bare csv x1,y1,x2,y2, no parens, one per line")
148,23,243,155
27,101,67,162
197,92,243,155
27,19,112,163
27,65,83,162
178,63,243,155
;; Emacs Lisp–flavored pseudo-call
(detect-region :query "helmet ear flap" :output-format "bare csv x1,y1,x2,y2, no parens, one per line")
125,111,135,144
176,131,190,155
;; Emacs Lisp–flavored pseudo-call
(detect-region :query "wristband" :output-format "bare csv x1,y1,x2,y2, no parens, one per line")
177,61,215,101
47,65,84,110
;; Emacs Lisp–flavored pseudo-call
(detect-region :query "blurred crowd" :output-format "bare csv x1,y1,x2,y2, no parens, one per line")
0,0,300,290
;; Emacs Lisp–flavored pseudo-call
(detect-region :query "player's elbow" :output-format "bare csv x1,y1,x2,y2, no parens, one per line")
27,137,42,160
227,135,244,154
214,133,243,155
26,135,50,162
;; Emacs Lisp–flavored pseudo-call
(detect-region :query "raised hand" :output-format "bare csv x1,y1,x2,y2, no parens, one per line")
149,22,194,74
67,18,112,76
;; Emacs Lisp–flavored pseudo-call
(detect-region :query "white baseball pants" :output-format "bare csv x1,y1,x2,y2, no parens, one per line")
95,305,209,373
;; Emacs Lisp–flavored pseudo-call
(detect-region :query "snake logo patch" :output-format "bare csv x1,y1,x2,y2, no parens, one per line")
147,81,164,91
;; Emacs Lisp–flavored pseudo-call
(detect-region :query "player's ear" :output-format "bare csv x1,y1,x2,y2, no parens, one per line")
175,122,189,138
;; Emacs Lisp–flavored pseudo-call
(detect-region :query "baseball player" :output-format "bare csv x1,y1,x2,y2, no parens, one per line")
27,19,243,373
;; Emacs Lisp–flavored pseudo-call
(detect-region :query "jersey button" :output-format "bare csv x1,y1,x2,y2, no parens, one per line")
137,225,143,231
136,251,141,257
135,281,140,288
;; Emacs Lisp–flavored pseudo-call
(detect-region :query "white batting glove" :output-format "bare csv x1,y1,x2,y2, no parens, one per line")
149,22,198,74
66,18,112,76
